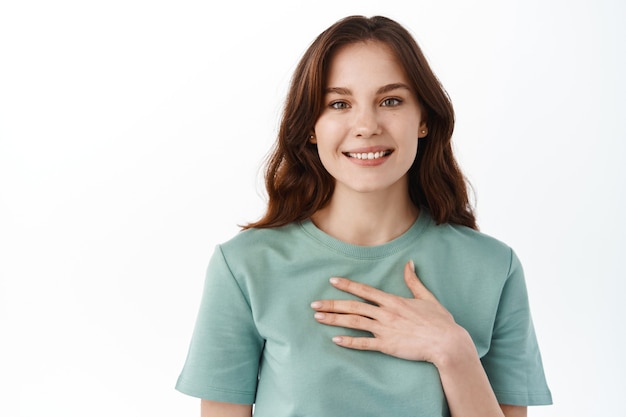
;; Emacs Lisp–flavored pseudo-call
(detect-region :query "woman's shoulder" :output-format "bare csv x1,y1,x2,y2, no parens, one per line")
211,222,312,277
423,215,514,262
420,217,521,283
219,222,303,252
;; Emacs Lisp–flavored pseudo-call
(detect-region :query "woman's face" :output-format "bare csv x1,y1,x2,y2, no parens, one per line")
312,41,428,198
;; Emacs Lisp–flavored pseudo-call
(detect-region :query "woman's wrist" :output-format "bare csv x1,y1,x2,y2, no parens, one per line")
431,324,479,372
431,324,505,417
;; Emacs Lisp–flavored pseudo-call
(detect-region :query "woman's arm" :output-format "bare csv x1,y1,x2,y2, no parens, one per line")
434,324,526,417
311,261,524,417
500,404,527,417
200,400,252,417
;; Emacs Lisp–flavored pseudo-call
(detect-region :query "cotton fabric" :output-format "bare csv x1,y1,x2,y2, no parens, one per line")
176,209,551,415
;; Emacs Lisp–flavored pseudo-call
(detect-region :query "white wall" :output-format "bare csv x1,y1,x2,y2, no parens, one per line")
1,1,624,415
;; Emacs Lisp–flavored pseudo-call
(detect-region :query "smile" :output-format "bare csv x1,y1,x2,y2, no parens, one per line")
344,150,393,160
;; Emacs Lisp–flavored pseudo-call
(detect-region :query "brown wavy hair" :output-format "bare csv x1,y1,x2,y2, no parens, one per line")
244,15,476,230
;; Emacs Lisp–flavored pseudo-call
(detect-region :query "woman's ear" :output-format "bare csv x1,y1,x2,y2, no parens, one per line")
418,123,428,138
309,133,317,144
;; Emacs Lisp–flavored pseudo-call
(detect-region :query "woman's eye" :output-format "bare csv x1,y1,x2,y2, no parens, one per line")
381,98,402,107
330,101,349,110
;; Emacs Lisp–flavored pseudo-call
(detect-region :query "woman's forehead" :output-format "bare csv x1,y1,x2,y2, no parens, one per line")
325,41,409,88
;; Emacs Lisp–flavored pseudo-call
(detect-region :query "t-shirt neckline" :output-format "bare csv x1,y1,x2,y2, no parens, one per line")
299,209,431,259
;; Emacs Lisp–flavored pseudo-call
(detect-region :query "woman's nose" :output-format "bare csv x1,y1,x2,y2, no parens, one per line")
352,106,381,138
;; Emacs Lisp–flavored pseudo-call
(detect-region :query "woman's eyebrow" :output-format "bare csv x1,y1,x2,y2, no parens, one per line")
376,83,412,94
325,87,352,95
324,83,411,95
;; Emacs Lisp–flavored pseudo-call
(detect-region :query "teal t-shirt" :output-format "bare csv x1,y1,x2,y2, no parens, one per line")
176,210,552,415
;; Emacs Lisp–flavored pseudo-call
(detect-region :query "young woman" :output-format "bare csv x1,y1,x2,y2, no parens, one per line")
176,15,552,417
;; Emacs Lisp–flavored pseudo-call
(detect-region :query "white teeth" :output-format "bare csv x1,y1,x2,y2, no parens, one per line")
347,151,390,160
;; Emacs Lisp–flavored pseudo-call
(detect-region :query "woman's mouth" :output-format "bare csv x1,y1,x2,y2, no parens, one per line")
343,150,393,160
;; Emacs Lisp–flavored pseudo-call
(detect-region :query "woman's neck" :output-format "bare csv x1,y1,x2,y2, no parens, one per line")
311,186,419,246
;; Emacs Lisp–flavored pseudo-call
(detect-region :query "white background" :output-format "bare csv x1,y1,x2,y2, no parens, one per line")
1,0,624,416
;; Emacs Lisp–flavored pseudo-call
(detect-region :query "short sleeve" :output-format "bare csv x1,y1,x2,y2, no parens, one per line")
175,246,264,404
481,250,553,406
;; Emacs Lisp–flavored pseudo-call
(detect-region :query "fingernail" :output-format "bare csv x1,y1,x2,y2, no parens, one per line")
314,312,326,320
310,301,321,309
409,260,415,271
332,336,343,343
329,277,340,285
